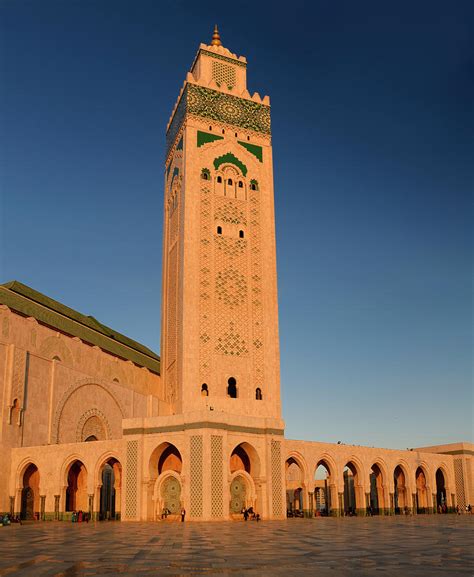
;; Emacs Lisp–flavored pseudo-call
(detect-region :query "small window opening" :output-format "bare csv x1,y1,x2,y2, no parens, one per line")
227,178,233,185
222,129,225,134
202,172,209,180
256,388,262,400
247,135,250,141
217,176,222,183
217,226,222,235
227,377,237,398
209,126,212,131
251,183,256,191
239,230,244,239
238,181,243,188
52,355,61,362
201,383,209,397
85,435,98,442
235,132,238,137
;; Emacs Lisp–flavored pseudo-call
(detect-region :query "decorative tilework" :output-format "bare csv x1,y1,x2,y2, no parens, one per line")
211,435,224,518
213,152,248,176
197,130,224,147
238,141,263,162
188,85,270,135
125,440,138,519
454,459,466,508
190,435,203,517
271,440,284,517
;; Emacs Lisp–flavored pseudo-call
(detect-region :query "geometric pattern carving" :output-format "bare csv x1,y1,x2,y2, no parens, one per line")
250,187,264,389
214,208,249,357
199,184,213,387
454,459,466,509
76,408,111,442
125,440,139,519
11,347,26,408
271,440,284,516
38,336,74,366
214,199,247,225
211,435,224,518
212,61,236,89
189,435,203,518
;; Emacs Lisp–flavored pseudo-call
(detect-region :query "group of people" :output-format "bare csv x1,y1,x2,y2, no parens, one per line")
71,510,89,523
160,507,186,522
241,506,260,521
456,504,472,514
1,514,21,526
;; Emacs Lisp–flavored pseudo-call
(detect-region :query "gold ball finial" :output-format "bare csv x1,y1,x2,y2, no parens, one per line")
211,24,222,46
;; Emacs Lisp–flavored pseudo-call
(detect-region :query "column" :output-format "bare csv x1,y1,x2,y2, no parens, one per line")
308,492,314,518
54,495,60,520
40,495,46,521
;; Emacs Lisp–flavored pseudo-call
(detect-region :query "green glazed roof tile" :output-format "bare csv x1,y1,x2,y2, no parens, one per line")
0,281,160,374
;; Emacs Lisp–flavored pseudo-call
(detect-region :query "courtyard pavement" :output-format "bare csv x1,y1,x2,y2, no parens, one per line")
0,516,472,577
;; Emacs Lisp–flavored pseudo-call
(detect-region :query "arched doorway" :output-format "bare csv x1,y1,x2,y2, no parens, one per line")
415,467,428,513
286,457,304,516
314,461,332,516
65,460,88,512
229,443,260,516
369,463,385,514
21,464,39,520
149,443,183,520
99,458,122,520
394,465,408,514
343,462,361,515
436,468,447,511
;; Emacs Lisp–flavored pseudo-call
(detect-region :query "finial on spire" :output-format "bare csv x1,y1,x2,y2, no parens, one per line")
211,24,222,46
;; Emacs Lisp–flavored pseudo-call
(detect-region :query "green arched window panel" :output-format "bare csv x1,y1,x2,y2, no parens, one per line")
213,152,248,176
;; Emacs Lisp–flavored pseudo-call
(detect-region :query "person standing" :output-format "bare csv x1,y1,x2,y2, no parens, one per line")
181,508,186,522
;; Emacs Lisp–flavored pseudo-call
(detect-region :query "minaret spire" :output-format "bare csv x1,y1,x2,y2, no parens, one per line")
211,24,222,46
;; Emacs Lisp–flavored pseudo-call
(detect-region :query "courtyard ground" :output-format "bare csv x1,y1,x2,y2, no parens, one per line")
0,516,472,576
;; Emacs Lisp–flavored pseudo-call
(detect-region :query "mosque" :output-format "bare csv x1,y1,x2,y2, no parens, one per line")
0,28,471,522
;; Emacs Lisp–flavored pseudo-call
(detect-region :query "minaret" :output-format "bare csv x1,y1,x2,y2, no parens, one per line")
162,28,281,423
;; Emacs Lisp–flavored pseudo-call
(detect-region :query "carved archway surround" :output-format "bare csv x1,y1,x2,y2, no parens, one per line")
52,378,126,444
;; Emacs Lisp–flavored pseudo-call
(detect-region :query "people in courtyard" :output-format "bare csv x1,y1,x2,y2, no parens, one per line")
181,507,186,522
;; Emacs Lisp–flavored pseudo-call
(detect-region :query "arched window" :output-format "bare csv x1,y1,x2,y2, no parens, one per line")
227,377,237,398
238,181,243,188
201,383,209,397
247,135,250,141
222,129,225,134
251,183,256,191
85,435,98,442
202,172,209,180
217,176,222,183
209,125,212,131
239,230,244,239
227,178,233,186
256,388,262,400
52,355,61,362
235,132,238,137
217,226,222,235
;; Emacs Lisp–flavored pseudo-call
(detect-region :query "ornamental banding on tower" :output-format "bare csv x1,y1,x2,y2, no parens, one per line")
163,28,281,421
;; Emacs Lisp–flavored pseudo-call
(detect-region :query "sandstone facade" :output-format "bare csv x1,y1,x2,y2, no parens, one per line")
1,30,472,521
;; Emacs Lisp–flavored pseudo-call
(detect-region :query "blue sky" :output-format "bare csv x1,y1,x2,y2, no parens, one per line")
1,0,472,448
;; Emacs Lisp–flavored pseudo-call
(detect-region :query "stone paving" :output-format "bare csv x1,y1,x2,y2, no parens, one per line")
0,516,472,576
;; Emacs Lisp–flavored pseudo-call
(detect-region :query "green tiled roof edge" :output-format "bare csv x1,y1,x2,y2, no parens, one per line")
0,282,160,374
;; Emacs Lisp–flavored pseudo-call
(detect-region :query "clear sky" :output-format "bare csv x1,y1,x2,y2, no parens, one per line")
1,0,472,449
